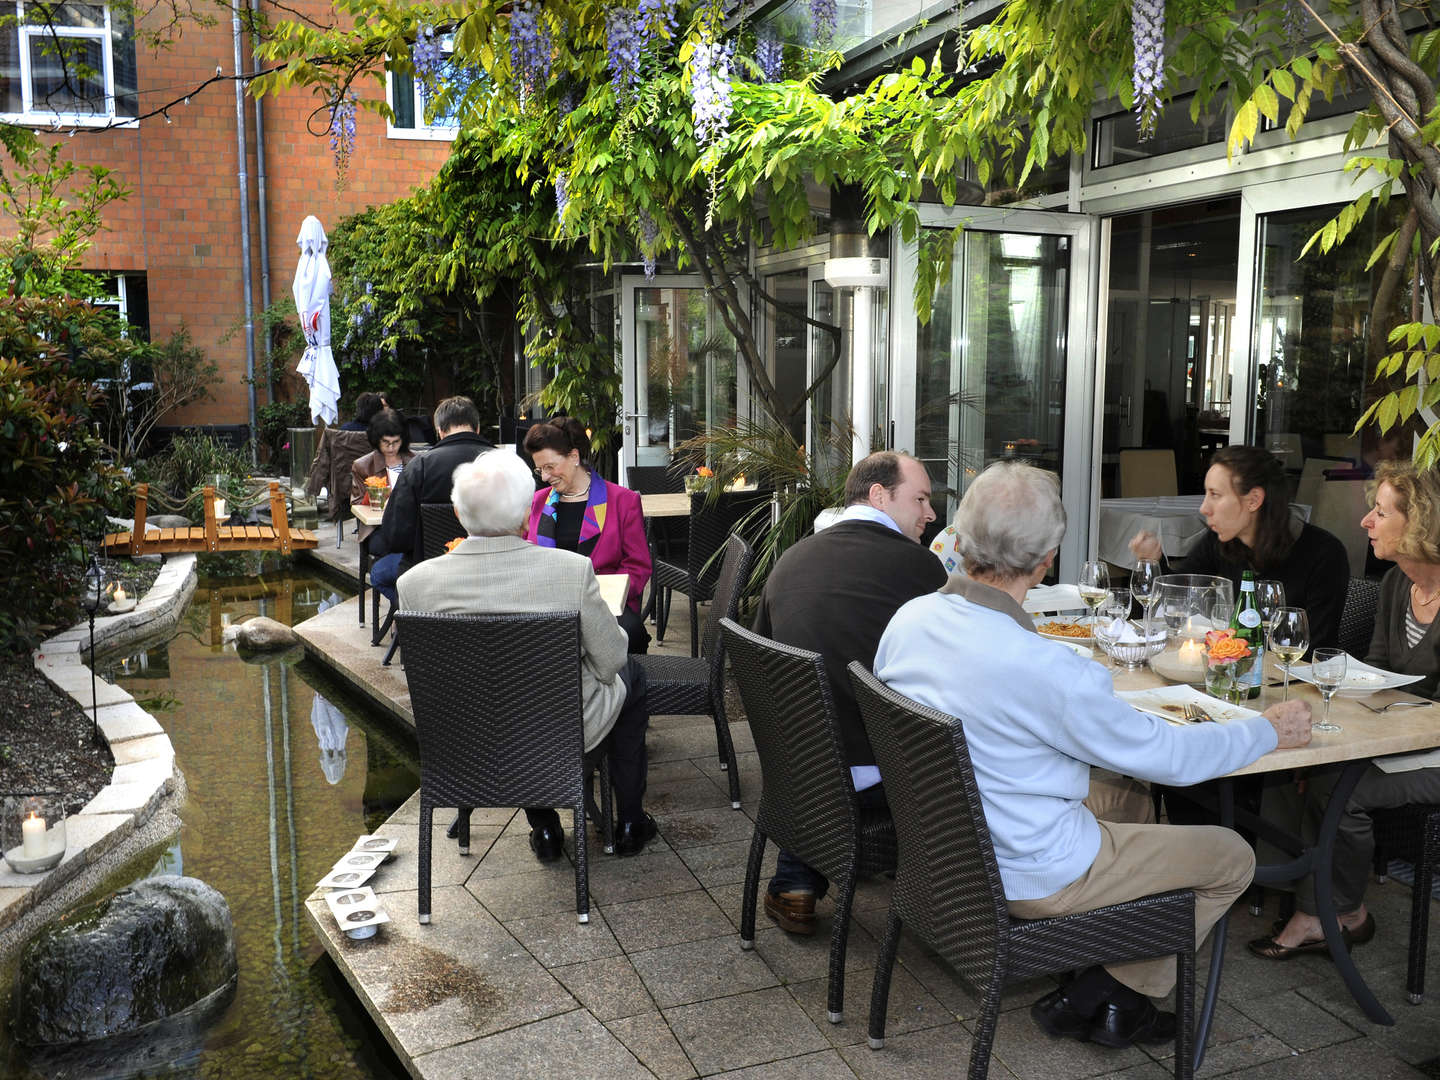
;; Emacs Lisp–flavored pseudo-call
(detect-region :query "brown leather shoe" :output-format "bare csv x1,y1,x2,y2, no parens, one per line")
764,890,816,935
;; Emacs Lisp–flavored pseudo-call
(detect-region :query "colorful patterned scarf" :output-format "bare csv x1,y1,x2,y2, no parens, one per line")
534,473,608,549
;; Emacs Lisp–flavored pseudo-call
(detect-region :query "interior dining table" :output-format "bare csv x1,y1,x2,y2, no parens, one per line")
1108,653,1440,1068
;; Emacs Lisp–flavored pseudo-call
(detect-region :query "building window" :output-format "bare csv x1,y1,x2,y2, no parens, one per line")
388,34,478,140
0,2,136,126
90,271,148,338
1092,92,1224,169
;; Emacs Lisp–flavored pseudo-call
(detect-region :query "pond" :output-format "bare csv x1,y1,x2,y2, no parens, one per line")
0,564,418,1079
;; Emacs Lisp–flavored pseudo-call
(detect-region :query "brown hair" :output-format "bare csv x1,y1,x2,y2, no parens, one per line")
843,450,912,506
1369,460,1440,564
1209,445,1295,570
432,396,479,434
523,417,591,464
366,408,409,454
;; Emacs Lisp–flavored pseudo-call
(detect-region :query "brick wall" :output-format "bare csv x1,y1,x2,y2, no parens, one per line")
38,0,452,429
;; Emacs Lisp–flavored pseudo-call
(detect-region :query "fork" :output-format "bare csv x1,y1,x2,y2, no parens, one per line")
1358,700,1431,714
1181,703,1214,723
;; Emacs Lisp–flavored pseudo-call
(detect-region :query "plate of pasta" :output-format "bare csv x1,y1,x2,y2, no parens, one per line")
1033,616,1093,643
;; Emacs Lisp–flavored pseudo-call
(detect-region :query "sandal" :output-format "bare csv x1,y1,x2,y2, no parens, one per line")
1248,913,1376,960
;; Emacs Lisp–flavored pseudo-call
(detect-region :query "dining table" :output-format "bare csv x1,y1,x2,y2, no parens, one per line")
640,492,692,519
1107,653,1440,1067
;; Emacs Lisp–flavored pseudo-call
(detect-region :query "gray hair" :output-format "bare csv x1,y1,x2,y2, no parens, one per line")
954,461,1066,579
452,450,534,537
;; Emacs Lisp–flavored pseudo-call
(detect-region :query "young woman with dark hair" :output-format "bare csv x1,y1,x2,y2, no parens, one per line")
1130,445,1350,647
523,418,653,653
349,408,414,543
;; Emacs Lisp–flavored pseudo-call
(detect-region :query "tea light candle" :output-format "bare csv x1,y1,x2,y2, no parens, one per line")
22,813,46,859
213,498,227,520
1178,639,1207,670
112,585,127,603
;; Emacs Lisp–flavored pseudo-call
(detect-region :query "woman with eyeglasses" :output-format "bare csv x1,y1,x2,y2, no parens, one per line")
349,408,414,544
523,418,653,653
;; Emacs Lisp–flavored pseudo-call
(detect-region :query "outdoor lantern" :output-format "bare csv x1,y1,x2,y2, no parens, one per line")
80,556,106,615
824,184,891,466
1,793,67,874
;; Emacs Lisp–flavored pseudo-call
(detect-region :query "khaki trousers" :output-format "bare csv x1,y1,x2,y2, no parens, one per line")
1005,772,1255,998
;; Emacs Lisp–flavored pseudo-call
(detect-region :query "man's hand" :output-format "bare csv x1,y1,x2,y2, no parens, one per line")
1263,699,1312,748
1129,530,1163,562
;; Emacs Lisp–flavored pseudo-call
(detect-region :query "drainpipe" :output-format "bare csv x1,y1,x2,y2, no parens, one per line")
249,0,273,399
232,0,257,462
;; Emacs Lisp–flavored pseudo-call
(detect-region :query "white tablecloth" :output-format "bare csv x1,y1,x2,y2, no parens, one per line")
1097,496,1208,570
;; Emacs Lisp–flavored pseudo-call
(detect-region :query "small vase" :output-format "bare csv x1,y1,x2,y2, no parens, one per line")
365,485,388,510
1205,655,1255,705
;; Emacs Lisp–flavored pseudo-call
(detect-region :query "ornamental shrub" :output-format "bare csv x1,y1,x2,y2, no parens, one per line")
0,295,127,652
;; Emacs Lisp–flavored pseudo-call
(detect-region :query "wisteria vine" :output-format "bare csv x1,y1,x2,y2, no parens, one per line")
1131,0,1165,140
1281,0,1304,47
605,0,678,97
809,0,836,45
413,25,445,91
637,207,659,278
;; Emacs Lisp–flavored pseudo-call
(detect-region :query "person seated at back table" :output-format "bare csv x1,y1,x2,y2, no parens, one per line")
1130,444,1350,648
752,449,947,936
523,417,652,654
369,395,494,605
1252,460,1440,959
396,450,657,859
349,408,414,546
875,461,1312,1049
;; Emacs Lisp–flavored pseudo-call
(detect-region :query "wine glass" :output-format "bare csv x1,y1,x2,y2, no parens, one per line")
1311,647,1348,733
1211,599,1235,630
1096,588,1131,665
1078,560,1110,631
1131,558,1161,643
1256,580,1286,635
1270,607,1311,702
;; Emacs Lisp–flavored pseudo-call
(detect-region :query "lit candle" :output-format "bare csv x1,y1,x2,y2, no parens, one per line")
112,585,127,602
22,813,46,860
1178,639,1207,670
213,498,227,520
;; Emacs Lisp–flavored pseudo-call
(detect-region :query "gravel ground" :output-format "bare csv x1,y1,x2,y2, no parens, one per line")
0,657,113,817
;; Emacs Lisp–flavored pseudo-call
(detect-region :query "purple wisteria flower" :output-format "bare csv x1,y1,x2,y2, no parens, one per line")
413,25,445,91
1131,0,1165,140
810,0,836,45
756,28,782,82
606,7,644,96
329,96,357,183
1282,0,1304,47
637,207,659,279
510,1,552,100
689,39,733,148
555,171,570,231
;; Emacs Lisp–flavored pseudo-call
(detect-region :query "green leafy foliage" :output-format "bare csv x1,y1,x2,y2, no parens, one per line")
0,296,127,652
131,434,255,519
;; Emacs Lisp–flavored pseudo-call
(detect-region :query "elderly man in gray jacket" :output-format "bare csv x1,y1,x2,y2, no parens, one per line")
397,449,656,861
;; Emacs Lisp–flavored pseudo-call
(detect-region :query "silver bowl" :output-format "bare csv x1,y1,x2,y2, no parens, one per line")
1096,631,1167,670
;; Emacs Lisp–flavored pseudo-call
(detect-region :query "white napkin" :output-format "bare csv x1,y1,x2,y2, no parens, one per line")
1023,584,1083,613
1100,617,1165,643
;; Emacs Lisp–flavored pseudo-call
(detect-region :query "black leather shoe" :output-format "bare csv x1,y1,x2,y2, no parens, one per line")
529,822,565,862
1030,987,1094,1041
1088,1000,1176,1049
613,813,657,857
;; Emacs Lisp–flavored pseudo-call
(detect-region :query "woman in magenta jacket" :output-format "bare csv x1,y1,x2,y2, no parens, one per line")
523,418,653,653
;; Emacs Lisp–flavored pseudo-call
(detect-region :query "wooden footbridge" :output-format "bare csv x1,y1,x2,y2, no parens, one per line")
102,482,319,556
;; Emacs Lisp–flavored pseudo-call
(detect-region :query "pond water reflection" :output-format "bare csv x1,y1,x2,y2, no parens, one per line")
0,568,417,1080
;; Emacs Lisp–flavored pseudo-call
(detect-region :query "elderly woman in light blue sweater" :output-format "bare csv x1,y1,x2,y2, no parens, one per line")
874,461,1312,1053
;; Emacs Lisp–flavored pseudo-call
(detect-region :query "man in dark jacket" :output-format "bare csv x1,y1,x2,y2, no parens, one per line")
751,450,947,935
369,396,495,596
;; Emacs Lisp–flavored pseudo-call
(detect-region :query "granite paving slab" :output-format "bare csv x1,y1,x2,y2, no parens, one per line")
467,867,587,922
630,934,780,1008
94,701,165,742
504,907,622,967
600,889,736,953
663,985,829,1075
838,1021,996,1079
676,837,779,891
605,1011,698,1080
587,845,704,905
655,806,759,850
709,1049,859,1079
412,1009,648,1080
787,962,950,1046
552,955,657,1021
370,821,502,893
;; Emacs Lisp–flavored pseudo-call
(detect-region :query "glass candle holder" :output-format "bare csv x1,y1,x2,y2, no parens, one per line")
2,794,66,874
1149,575,1234,684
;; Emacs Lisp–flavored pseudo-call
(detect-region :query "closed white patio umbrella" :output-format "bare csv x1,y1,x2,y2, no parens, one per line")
293,215,340,426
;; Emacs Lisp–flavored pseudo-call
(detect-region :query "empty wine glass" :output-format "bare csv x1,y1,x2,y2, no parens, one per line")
1256,580,1286,636
1096,588,1131,664
1079,560,1110,631
1311,647,1347,733
1270,607,1310,702
1132,558,1161,642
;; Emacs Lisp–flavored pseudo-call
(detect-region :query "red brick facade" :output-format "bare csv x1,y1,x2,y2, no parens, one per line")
40,0,450,427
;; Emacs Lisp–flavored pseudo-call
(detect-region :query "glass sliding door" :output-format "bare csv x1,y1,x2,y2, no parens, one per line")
621,277,739,470
893,207,1096,576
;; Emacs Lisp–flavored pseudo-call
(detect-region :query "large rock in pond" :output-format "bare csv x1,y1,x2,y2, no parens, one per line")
11,876,237,1047
230,616,298,651
146,514,192,530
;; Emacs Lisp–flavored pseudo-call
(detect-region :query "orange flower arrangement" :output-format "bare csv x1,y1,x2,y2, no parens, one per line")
444,537,464,553
696,465,714,478
1204,628,1253,665
364,475,388,487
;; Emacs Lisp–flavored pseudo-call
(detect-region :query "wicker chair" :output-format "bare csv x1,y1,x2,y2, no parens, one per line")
394,610,612,924
377,503,466,666
848,663,1197,1079
1338,577,1381,659
639,536,753,809
720,618,897,1024
654,490,769,656
1371,803,1440,1004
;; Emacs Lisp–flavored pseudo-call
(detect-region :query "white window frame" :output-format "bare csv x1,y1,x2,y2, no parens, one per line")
2,1,133,127
385,32,461,142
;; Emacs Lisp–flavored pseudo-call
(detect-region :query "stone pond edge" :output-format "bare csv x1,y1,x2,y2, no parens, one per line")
3,554,197,930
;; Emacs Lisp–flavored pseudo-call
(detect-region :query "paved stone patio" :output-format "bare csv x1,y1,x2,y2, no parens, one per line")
295,523,1440,1079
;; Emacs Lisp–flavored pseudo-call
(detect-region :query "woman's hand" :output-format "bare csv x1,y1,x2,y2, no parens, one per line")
1129,530,1162,562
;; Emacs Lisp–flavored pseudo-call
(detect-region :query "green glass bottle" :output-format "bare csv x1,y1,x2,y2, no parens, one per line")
1234,571,1264,699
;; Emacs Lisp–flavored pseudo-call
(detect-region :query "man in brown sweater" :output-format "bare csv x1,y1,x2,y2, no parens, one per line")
751,450,947,934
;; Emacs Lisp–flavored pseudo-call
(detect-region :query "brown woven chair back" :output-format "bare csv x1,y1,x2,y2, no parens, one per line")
849,663,1008,990
626,465,686,494
720,618,859,873
1338,577,1380,659
396,611,585,811
418,503,466,561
